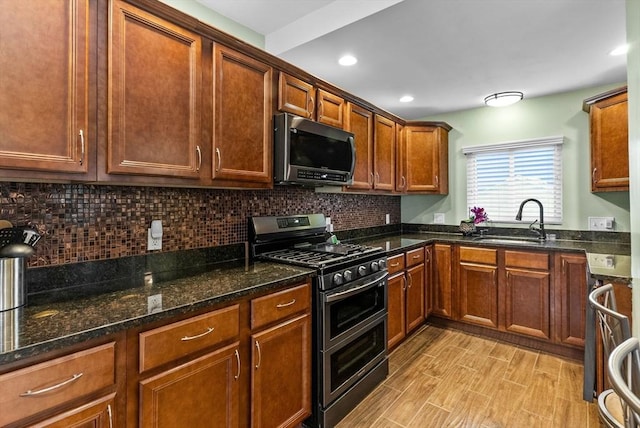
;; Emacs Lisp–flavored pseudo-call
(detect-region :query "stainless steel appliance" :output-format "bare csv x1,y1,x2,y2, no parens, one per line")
249,214,388,427
273,113,356,186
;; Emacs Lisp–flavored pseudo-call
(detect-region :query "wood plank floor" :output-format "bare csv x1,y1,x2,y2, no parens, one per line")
336,324,602,428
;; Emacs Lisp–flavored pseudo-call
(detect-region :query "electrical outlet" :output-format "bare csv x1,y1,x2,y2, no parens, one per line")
147,293,162,313
147,228,162,250
433,213,445,224
589,254,615,269
385,214,390,224
588,216,615,231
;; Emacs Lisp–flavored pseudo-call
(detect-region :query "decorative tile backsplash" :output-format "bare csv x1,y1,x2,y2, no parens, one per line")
0,183,400,267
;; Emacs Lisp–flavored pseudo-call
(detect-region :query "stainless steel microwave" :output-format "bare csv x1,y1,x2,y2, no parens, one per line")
274,113,355,186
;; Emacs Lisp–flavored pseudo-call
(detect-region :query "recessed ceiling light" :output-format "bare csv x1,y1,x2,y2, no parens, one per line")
399,95,414,103
610,44,629,56
338,55,357,66
484,91,524,107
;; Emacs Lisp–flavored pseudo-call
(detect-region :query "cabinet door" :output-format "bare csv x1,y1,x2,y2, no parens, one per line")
425,246,434,317
459,263,498,329
555,253,587,347
373,115,396,191
0,0,91,176
387,272,406,349
406,263,425,334
590,91,629,191
109,0,202,179
404,126,448,194
139,343,240,428
432,244,453,319
317,89,345,128
395,123,406,192
213,45,272,185
278,72,314,118
345,103,374,190
505,268,551,340
27,393,116,428
252,313,311,428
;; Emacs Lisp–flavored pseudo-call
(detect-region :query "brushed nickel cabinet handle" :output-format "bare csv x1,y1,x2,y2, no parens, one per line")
318,100,323,119
196,145,202,172
402,275,407,291
426,249,431,262
215,148,221,172
370,172,374,186
181,327,214,341
308,95,315,116
234,349,241,380
390,262,400,267
20,373,83,396
79,129,85,165
435,175,439,186
107,404,113,428
276,299,296,308
375,172,380,183
407,274,412,288
592,168,597,184
401,176,406,189
255,340,261,369
412,254,421,259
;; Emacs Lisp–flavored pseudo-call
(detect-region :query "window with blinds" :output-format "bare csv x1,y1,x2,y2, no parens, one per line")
463,136,563,224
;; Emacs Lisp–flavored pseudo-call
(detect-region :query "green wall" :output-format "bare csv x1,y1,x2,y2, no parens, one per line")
402,84,631,232
158,0,264,48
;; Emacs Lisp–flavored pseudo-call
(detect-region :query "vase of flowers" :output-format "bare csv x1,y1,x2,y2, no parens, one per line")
459,206,488,236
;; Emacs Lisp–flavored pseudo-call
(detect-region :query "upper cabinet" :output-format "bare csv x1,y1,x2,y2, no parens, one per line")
373,115,396,191
345,103,375,190
583,86,629,192
397,123,450,194
107,0,203,181
0,0,95,181
278,72,345,128
212,45,273,187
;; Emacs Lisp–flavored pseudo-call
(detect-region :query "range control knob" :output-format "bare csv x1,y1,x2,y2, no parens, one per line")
343,269,353,282
333,273,344,286
370,261,379,272
358,265,367,277
378,259,387,269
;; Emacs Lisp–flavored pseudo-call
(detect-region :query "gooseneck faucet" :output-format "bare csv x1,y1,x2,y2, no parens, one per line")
515,198,546,241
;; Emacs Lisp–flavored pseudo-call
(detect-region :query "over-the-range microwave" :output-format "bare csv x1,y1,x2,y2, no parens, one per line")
273,112,355,186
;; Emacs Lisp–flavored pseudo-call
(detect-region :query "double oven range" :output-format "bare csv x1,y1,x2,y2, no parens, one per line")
249,214,389,427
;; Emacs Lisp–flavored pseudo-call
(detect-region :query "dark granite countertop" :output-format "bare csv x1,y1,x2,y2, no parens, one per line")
0,261,314,365
352,231,632,283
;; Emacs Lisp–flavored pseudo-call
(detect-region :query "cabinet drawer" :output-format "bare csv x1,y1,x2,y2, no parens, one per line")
505,250,549,270
406,247,425,267
387,253,405,274
459,246,497,265
0,342,116,426
252,282,311,330
139,304,239,373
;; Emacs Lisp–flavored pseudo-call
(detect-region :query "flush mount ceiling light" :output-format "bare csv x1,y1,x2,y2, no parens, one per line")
610,44,629,56
338,55,357,66
399,95,414,103
484,91,524,107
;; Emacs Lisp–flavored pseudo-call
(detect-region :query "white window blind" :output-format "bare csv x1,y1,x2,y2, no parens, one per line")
463,136,563,224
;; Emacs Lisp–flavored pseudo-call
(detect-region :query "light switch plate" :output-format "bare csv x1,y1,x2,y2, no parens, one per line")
588,216,615,231
434,213,445,224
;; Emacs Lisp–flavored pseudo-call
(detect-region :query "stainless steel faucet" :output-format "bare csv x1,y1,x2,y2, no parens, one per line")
515,198,546,240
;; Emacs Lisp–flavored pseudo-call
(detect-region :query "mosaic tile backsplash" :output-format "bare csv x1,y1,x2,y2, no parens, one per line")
0,183,400,267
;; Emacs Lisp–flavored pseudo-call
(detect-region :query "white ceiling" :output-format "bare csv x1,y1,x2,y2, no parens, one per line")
196,0,627,119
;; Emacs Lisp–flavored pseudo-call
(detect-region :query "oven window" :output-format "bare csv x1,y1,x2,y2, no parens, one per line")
328,282,385,340
330,321,386,393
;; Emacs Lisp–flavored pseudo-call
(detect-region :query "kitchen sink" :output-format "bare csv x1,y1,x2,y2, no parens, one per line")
472,236,544,245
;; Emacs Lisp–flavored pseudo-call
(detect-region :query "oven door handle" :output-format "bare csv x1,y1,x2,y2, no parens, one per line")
325,272,388,303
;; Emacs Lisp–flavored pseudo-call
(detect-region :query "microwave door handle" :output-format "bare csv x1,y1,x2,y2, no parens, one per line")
349,137,356,177
325,272,388,303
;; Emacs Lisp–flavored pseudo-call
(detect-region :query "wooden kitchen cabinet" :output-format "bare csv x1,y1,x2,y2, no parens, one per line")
373,115,396,191
424,245,434,317
0,341,118,427
458,246,498,329
583,86,629,192
397,124,450,194
278,72,345,128
504,250,551,340
555,252,588,347
30,393,116,428
345,102,375,190
212,44,273,186
250,283,312,428
107,0,204,180
431,243,454,319
387,248,425,350
0,0,95,181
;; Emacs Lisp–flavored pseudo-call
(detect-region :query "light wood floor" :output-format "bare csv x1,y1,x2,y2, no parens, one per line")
336,324,602,428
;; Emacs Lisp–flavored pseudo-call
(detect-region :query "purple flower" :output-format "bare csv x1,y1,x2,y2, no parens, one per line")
470,207,488,224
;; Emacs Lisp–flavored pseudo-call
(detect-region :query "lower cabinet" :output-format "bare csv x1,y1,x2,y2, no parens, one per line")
555,252,588,347
431,243,453,319
458,246,498,329
139,343,240,427
387,247,425,349
29,393,116,428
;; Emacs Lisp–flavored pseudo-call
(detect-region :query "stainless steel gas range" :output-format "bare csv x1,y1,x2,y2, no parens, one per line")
249,214,389,427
